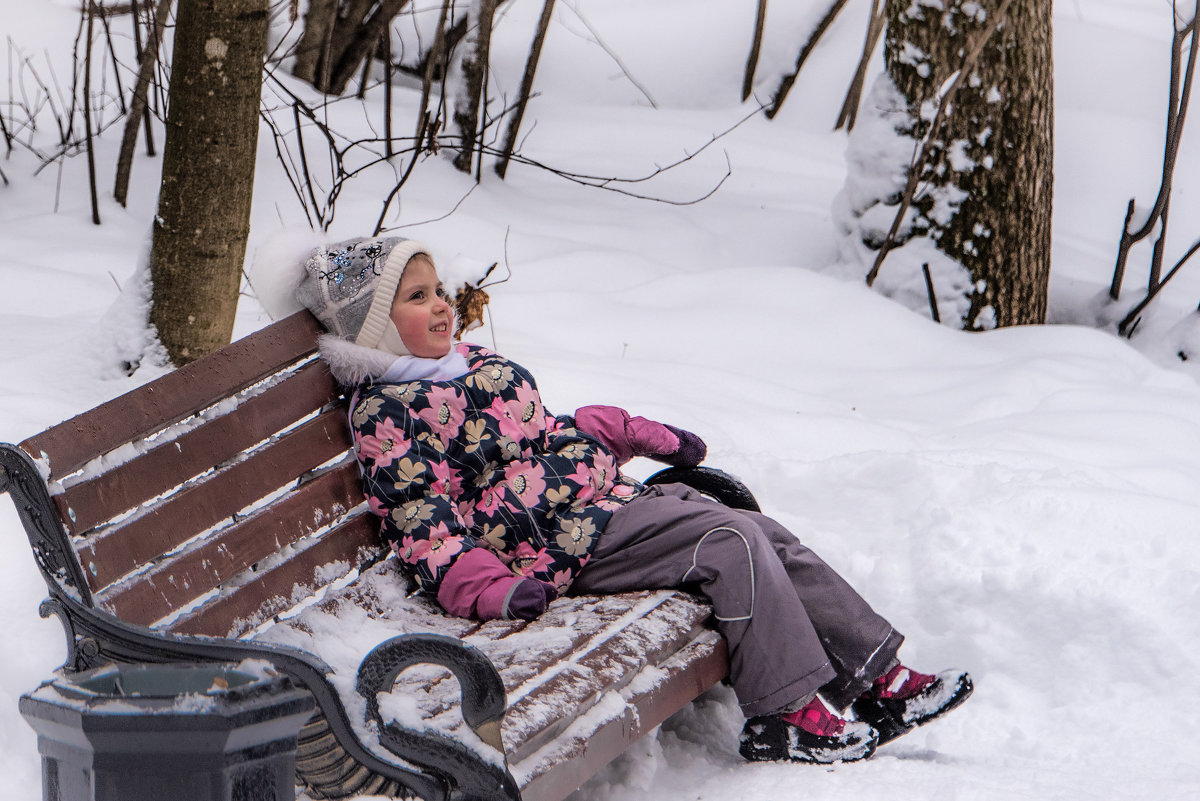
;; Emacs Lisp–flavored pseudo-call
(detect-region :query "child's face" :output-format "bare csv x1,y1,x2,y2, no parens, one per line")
389,256,454,358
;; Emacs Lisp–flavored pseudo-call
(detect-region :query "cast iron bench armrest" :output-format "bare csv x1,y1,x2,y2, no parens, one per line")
359,635,520,801
36,584,522,801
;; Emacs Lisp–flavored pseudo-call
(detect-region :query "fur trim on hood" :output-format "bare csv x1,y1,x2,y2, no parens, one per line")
317,334,397,386
246,227,327,320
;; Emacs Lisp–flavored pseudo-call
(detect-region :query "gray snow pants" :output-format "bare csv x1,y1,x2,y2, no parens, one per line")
570,483,903,716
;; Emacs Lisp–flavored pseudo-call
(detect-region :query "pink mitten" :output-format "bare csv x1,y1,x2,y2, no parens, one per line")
575,405,706,467
438,548,558,620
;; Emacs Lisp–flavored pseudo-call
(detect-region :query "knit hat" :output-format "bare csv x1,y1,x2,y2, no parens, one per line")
295,236,432,349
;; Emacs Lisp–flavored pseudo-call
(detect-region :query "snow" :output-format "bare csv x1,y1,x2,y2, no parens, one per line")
2,0,1199,799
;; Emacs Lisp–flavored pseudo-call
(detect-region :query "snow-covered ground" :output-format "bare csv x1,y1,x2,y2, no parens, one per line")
2,1,1198,799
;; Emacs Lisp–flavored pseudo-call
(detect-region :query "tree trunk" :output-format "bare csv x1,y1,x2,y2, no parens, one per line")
149,0,269,364
325,0,411,96
842,0,1053,329
450,0,498,174
293,0,412,95
495,0,556,178
292,0,339,86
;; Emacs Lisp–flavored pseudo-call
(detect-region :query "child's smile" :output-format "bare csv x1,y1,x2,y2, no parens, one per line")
389,256,454,358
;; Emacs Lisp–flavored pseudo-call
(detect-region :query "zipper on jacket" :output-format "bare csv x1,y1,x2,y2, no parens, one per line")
503,479,547,549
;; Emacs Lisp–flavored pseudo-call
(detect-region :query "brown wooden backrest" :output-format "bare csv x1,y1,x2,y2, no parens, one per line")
19,312,384,638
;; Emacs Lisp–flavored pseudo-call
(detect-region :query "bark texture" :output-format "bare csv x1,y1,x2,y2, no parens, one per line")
149,0,269,364
293,0,412,95
885,0,1053,328
451,0,498,173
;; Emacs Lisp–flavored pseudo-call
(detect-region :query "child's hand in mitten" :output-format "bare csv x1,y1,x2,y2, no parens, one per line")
482,576,558,620
659,423,707,468
574,405,707,467
437,548,558,621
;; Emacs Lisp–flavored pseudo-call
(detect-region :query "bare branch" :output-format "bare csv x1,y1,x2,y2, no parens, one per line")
742,0,768,102
496,0,555,178
1110,1,1198,300
836,0,885,131
83,1,100,224
766,0,849,119
560,0,657,108
922,263,941,322
1118,234,1200,335
114,0,173,205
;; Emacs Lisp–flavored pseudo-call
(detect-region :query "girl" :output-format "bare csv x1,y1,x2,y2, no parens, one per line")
264,234,973,764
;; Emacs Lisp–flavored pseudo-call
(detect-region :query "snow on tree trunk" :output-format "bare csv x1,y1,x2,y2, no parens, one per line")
149,0,269,364
448,0,498,174
834,0,1053,330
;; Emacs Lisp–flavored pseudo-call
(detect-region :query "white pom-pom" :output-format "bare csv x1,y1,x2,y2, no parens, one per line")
440,253,499,295
245,227,327,320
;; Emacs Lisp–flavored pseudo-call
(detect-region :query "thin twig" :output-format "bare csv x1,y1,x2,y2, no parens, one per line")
378,181,479,233
1111,2,1199,298
1118,235,1200,335
560,0,657,108
129,0,156,156
293,102,325,225
922,262,940,322
371,131,427,235
836,0,885,130
383,33,394,159
259,107,314,227
83,1,101,224
114,0,172,204
96,2,127,114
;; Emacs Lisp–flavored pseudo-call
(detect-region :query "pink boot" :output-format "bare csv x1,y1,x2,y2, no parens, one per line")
851,664,973,745
739,695,878,764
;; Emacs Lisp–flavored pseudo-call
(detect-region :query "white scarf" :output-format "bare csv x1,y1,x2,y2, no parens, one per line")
380,349,471,383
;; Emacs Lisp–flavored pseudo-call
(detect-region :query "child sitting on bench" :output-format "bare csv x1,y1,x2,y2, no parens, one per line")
258,234,973,764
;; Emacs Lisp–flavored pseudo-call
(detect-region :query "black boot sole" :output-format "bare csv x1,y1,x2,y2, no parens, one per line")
739,715,879,764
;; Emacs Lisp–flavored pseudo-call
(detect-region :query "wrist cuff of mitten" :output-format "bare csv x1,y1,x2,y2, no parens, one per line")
476,578,520,620
503,578,557,620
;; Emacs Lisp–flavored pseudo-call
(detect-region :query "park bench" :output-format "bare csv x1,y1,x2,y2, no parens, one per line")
0,310,760,801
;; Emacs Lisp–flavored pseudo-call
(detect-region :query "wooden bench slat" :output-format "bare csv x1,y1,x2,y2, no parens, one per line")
516,632,727,801
96,461,365,626
349,595,647,727
167,512,382,638
78,409,353,591
270,583,713,762
501,594,712,760
59,360,341,535
309,559,485,640
21,312,323,481
472,598,638,685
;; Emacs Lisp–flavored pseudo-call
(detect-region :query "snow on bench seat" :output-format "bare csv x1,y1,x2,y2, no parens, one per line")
258,558,728,800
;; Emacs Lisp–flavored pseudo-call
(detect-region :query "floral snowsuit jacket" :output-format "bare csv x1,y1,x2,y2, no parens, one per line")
350,343,641,596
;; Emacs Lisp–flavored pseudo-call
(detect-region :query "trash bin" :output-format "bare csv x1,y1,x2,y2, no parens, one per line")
19,661,316,801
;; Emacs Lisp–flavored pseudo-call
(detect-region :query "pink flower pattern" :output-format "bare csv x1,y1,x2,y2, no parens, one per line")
353,345,641,596
504,461,548,508
414,385,467,447
356,416,410,474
